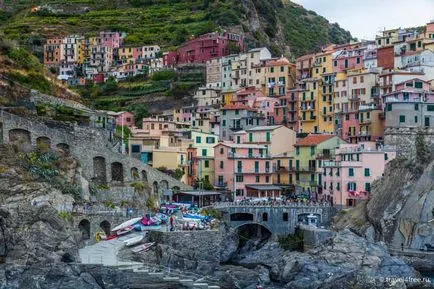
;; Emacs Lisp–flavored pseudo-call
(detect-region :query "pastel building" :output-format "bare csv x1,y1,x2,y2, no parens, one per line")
321,142,396,207
293,134,347,195
274,90,298,131
107,111,135,128
44,37,63,66
272,151,295,194
244,125,296,156
214,142,280,200
264,57,296,97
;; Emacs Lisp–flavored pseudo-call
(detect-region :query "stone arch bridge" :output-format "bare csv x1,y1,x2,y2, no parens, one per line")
214,203,336,236
0,110,191,197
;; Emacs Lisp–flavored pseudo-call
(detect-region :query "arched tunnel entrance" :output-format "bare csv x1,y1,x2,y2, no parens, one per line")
235,223,272,255
99,220,111,236
78,219,91,240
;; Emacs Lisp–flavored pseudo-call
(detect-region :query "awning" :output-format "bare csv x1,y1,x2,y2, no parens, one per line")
245,185,282,191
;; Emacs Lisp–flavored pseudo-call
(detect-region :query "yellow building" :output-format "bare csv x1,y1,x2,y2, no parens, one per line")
264,57,295,97
118,46,134,64
298,79,319,133
152,146,188,183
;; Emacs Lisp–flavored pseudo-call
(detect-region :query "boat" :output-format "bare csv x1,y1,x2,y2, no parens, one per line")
134,224,161,231
105,234,117,241
116,225,134,236
132,242,155,253
155,213,168,223
124,235,145,247
111,217,142,232
183,213,206,220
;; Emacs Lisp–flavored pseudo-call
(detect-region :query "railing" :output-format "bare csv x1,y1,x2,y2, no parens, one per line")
214,182,228,187
213,201,331,208
227,152,271,159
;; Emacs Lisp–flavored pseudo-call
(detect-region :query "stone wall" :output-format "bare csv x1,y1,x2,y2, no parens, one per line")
384,127,434,158
0,110,191,195
299,224,336,250
218,205,336,236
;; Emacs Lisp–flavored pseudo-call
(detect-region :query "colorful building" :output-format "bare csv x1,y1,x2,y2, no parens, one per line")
322,142,396,206
214,142,280,200
293,134,347,196
176,32,244,64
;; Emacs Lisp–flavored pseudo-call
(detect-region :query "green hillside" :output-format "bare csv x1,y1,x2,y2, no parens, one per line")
0,0,354,58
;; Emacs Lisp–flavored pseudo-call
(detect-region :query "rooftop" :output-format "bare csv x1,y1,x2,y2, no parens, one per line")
246,125,283,132
246,185,282,191
295,134,336,147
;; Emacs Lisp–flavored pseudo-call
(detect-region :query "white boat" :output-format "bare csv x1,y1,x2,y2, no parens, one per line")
111,217,142,232
124,235,145,247
117,225,134,236
132,242,155,253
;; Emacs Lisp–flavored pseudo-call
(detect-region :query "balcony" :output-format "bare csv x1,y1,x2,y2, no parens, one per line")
359,119,371,125
300,106,315,111
301,116,316,122
293,166,317,173
227,152,271,159
229,126,243,131
214,182,228,188
234,168,274,174
348,95,359,101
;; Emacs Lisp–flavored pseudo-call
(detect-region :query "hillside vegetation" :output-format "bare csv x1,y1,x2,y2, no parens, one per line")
1,0,354,58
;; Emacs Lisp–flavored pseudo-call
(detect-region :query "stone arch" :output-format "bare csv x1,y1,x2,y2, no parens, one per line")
99,220,111,236
111,162,124,183
93,156,107,185
8,128,31,146
262,212,268,222
153,181,159,195
56,143,70,154
141,170,148,182
234,223,273,238
160,180,169,190
230,213,254,221
131,167,139,180
36,136,51,150
78,219,91,240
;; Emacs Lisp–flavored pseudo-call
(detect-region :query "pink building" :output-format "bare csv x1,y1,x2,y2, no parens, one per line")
109,111,135,128
132,47,143,61
214,142,280,200
163,51,177,67
321,142,396,207
99,32,122,48
176,32,244,64
339,112,359,144
333,44,366,73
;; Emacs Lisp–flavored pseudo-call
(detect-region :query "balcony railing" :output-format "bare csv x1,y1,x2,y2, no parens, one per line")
227,152,271,159
214,182,228,187
229,126,243,131
235,168,274,174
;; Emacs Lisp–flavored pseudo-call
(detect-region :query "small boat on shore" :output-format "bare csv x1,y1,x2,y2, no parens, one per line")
124,235,145,247
116,225,134,236
111,217,142,232
132,242,155,253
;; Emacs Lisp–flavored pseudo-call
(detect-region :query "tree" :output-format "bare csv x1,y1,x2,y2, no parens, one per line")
128,103,150,128
173,168,185,181
102,76,118,94
195,177,214,190
115,125,131,146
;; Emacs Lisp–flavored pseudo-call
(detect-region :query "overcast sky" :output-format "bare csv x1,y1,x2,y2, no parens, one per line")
292,0,434,40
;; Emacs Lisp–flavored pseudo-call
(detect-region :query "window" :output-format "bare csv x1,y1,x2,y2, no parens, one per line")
262,212,268,222
384,153,388,161
399,115,405,123
220,147,224,155
206,137,215,144
235,109,239,115
356,57,360,64
131,145,141,153
283,212,288,222
255,176,260,183
248,133,253,142
349,168,354,177
415,116,418,123
427,105,434,112
296,147,300,155
347,182,356,191
219,161,224,169
254,161,259,173
336,182,340,191
280,66,284,72
365,182,371,192
202,149,207,156
265,176,270,183
266,132,271,142
364,168,370,176
415,82,423,89
236,175,244,182
222,120,226,126
310,146,315,156
204,160,209,168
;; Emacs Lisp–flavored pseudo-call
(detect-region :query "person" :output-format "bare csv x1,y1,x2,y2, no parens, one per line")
169,215,174,231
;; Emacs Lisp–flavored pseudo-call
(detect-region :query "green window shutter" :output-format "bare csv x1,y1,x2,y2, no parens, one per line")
365,182,371,192
364,168,370,176
204,160,209,168
202,149,207,156
349,168,354,177
337,182,340,191
196,136,201,143
384,153,388,161
266,132,270,142
249,133,253,142
248,148,253,157
399,115,405,123
387,104,392,111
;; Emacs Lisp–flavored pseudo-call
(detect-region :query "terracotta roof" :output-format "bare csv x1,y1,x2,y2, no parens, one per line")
265,57,291,67
295,134,336,146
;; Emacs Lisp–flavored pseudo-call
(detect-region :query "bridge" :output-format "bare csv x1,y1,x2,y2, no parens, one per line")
214,202,336,236
0,110,191,199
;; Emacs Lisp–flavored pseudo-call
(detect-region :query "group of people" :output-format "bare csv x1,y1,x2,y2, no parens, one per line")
234,197,330,207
